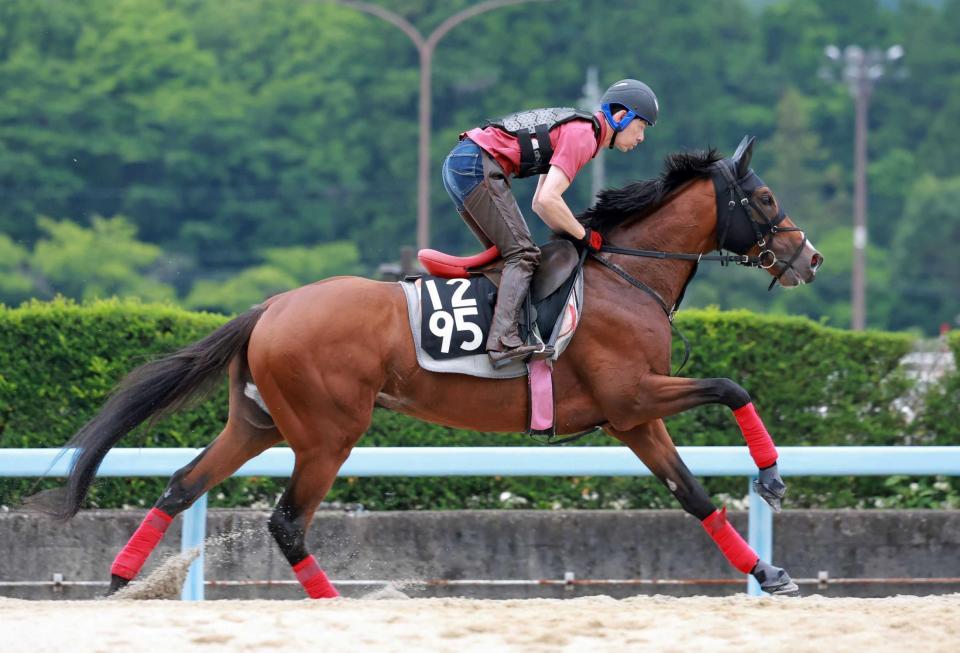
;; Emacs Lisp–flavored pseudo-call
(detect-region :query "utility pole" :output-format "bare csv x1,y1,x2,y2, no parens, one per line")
339,0,551,251
578,66,605,201
822,44,903,330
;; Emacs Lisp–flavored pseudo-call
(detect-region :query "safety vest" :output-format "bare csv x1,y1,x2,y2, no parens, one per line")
481,107,601,178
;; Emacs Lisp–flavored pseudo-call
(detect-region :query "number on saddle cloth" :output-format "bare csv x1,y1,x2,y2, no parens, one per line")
418,270,581,361
420,276,499,359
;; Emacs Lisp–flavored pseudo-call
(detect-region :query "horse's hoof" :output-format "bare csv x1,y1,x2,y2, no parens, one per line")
752,560,800,597
754,464,787,513
106,574,130,597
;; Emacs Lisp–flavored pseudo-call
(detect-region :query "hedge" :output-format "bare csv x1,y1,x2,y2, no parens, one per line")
1,299,957,511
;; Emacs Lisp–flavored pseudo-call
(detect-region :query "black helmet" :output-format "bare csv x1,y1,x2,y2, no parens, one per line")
600,79,659,131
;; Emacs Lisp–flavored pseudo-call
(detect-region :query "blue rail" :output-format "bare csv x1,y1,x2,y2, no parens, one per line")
2,446,959,600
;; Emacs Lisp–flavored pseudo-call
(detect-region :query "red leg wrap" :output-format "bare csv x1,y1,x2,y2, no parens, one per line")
292,555,340,599
733,402,778,468
110,508,173,580
702,507,758,574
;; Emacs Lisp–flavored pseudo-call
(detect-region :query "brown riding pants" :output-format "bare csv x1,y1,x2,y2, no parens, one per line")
460,151,541,351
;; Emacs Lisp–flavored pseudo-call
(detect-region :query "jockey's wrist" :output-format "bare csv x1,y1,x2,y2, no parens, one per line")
580,227,603,253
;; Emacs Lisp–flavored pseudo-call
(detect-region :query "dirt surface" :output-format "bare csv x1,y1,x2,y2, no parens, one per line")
1,593,957,652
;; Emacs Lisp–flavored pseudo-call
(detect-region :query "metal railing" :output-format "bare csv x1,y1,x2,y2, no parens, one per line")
2,446,959,601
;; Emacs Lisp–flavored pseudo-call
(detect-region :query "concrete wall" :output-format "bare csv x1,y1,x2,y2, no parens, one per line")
2,509,958,600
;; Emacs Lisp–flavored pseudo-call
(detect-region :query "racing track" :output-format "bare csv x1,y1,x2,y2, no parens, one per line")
2,593,958,652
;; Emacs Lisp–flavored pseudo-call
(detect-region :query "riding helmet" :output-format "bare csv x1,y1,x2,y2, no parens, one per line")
600,79,659,131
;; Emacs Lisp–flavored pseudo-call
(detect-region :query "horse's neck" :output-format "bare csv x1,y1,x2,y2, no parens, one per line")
607,179,716,312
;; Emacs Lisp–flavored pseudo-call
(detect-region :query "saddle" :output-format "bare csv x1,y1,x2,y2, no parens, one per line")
399,240,586,437
418,239,581,303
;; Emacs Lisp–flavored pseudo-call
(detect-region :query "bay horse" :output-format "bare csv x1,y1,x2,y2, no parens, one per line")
32,136,822,598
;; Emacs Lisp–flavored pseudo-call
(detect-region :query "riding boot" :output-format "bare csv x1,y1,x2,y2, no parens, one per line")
461,149,542,368
486,259,541,367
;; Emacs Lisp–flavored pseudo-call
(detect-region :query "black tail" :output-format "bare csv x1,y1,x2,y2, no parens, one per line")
28,306,266,521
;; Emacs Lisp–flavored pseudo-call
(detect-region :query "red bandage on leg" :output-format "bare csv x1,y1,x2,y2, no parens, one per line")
292,555,340,599
733,403,778,468
702,507,758,574
110,508,173,580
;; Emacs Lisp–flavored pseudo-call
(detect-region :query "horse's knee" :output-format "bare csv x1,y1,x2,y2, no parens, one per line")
268,505,308,565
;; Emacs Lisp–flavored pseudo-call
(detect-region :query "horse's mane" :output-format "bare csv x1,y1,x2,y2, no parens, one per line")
578,149,723,233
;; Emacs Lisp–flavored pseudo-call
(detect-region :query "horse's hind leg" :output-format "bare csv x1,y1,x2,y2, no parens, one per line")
107,364,282,594
608,420,799,596
266,442,357,599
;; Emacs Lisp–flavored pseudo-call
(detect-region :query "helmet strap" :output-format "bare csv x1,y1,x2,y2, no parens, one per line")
601,104,636,149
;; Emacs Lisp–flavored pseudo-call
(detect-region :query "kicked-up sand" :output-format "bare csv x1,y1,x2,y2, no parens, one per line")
0,593,957,652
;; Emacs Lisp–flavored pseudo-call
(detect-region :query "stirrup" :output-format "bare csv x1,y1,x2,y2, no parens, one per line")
530,342,555,361
488,343,542,369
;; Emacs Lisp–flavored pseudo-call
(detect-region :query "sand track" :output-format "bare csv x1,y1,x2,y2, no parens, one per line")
2,594,958,652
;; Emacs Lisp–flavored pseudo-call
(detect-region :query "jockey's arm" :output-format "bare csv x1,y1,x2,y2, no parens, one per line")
531,165,587,240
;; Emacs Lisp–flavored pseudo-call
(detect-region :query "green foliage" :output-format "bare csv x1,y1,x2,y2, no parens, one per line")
889,175,960,333
915,331,960,445
262,241,363,284
0,235,34,304
1,301,953,512
30,216,175,302
185,266,297,314
0,0,957,334
184,241,362,313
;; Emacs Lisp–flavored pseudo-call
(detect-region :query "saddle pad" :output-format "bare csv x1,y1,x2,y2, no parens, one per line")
399,272,583,380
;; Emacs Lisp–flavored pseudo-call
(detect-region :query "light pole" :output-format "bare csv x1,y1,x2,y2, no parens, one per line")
578,65,605,201
340,0,551,251
822,44,904,330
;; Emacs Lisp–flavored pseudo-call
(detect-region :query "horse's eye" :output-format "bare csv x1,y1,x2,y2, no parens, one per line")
761,195,774,206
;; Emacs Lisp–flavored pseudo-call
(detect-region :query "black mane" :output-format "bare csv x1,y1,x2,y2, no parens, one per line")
578,149,723,233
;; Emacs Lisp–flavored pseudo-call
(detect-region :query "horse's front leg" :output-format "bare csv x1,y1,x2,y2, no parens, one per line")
607,419,799,596
609,374,787,512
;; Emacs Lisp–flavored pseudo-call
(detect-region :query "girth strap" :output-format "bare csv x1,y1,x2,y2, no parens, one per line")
589,252,693,375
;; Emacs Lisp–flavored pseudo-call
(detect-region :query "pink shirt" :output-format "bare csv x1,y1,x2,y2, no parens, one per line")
463,111,608,183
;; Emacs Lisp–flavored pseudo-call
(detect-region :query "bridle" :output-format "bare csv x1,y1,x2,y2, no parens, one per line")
712,159,808,291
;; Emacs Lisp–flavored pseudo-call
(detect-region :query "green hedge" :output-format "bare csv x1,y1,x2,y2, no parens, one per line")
1,299,957,511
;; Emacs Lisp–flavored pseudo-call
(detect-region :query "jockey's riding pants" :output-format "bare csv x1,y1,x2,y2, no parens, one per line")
441,139,541,351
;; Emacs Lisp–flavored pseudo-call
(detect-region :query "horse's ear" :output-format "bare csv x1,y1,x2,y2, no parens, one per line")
732,136,756,178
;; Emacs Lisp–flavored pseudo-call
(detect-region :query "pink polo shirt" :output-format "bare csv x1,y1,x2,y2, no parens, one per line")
463,111,608,183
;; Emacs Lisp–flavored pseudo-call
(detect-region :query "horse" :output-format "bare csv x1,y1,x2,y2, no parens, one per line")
31,136,822,598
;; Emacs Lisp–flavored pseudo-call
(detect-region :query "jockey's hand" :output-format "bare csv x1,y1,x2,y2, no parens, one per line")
580,227,603,253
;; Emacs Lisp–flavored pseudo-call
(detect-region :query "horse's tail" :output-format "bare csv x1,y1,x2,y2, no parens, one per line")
29,306,267,521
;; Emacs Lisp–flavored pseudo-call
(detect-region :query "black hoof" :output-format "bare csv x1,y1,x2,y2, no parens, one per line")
752,561,800,597
755,464,787,513
106,574,131,596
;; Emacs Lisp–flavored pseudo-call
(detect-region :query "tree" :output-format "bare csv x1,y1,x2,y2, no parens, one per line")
0,235,34,305
30,216,174,302
771,226,896,330
185,241,362,314
889,175,960,333
765,87,830,233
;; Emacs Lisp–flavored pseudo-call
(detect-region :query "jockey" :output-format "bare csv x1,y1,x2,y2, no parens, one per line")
442,79,659,367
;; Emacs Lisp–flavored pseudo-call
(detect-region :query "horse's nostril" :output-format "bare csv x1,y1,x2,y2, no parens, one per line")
811,253,823,270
